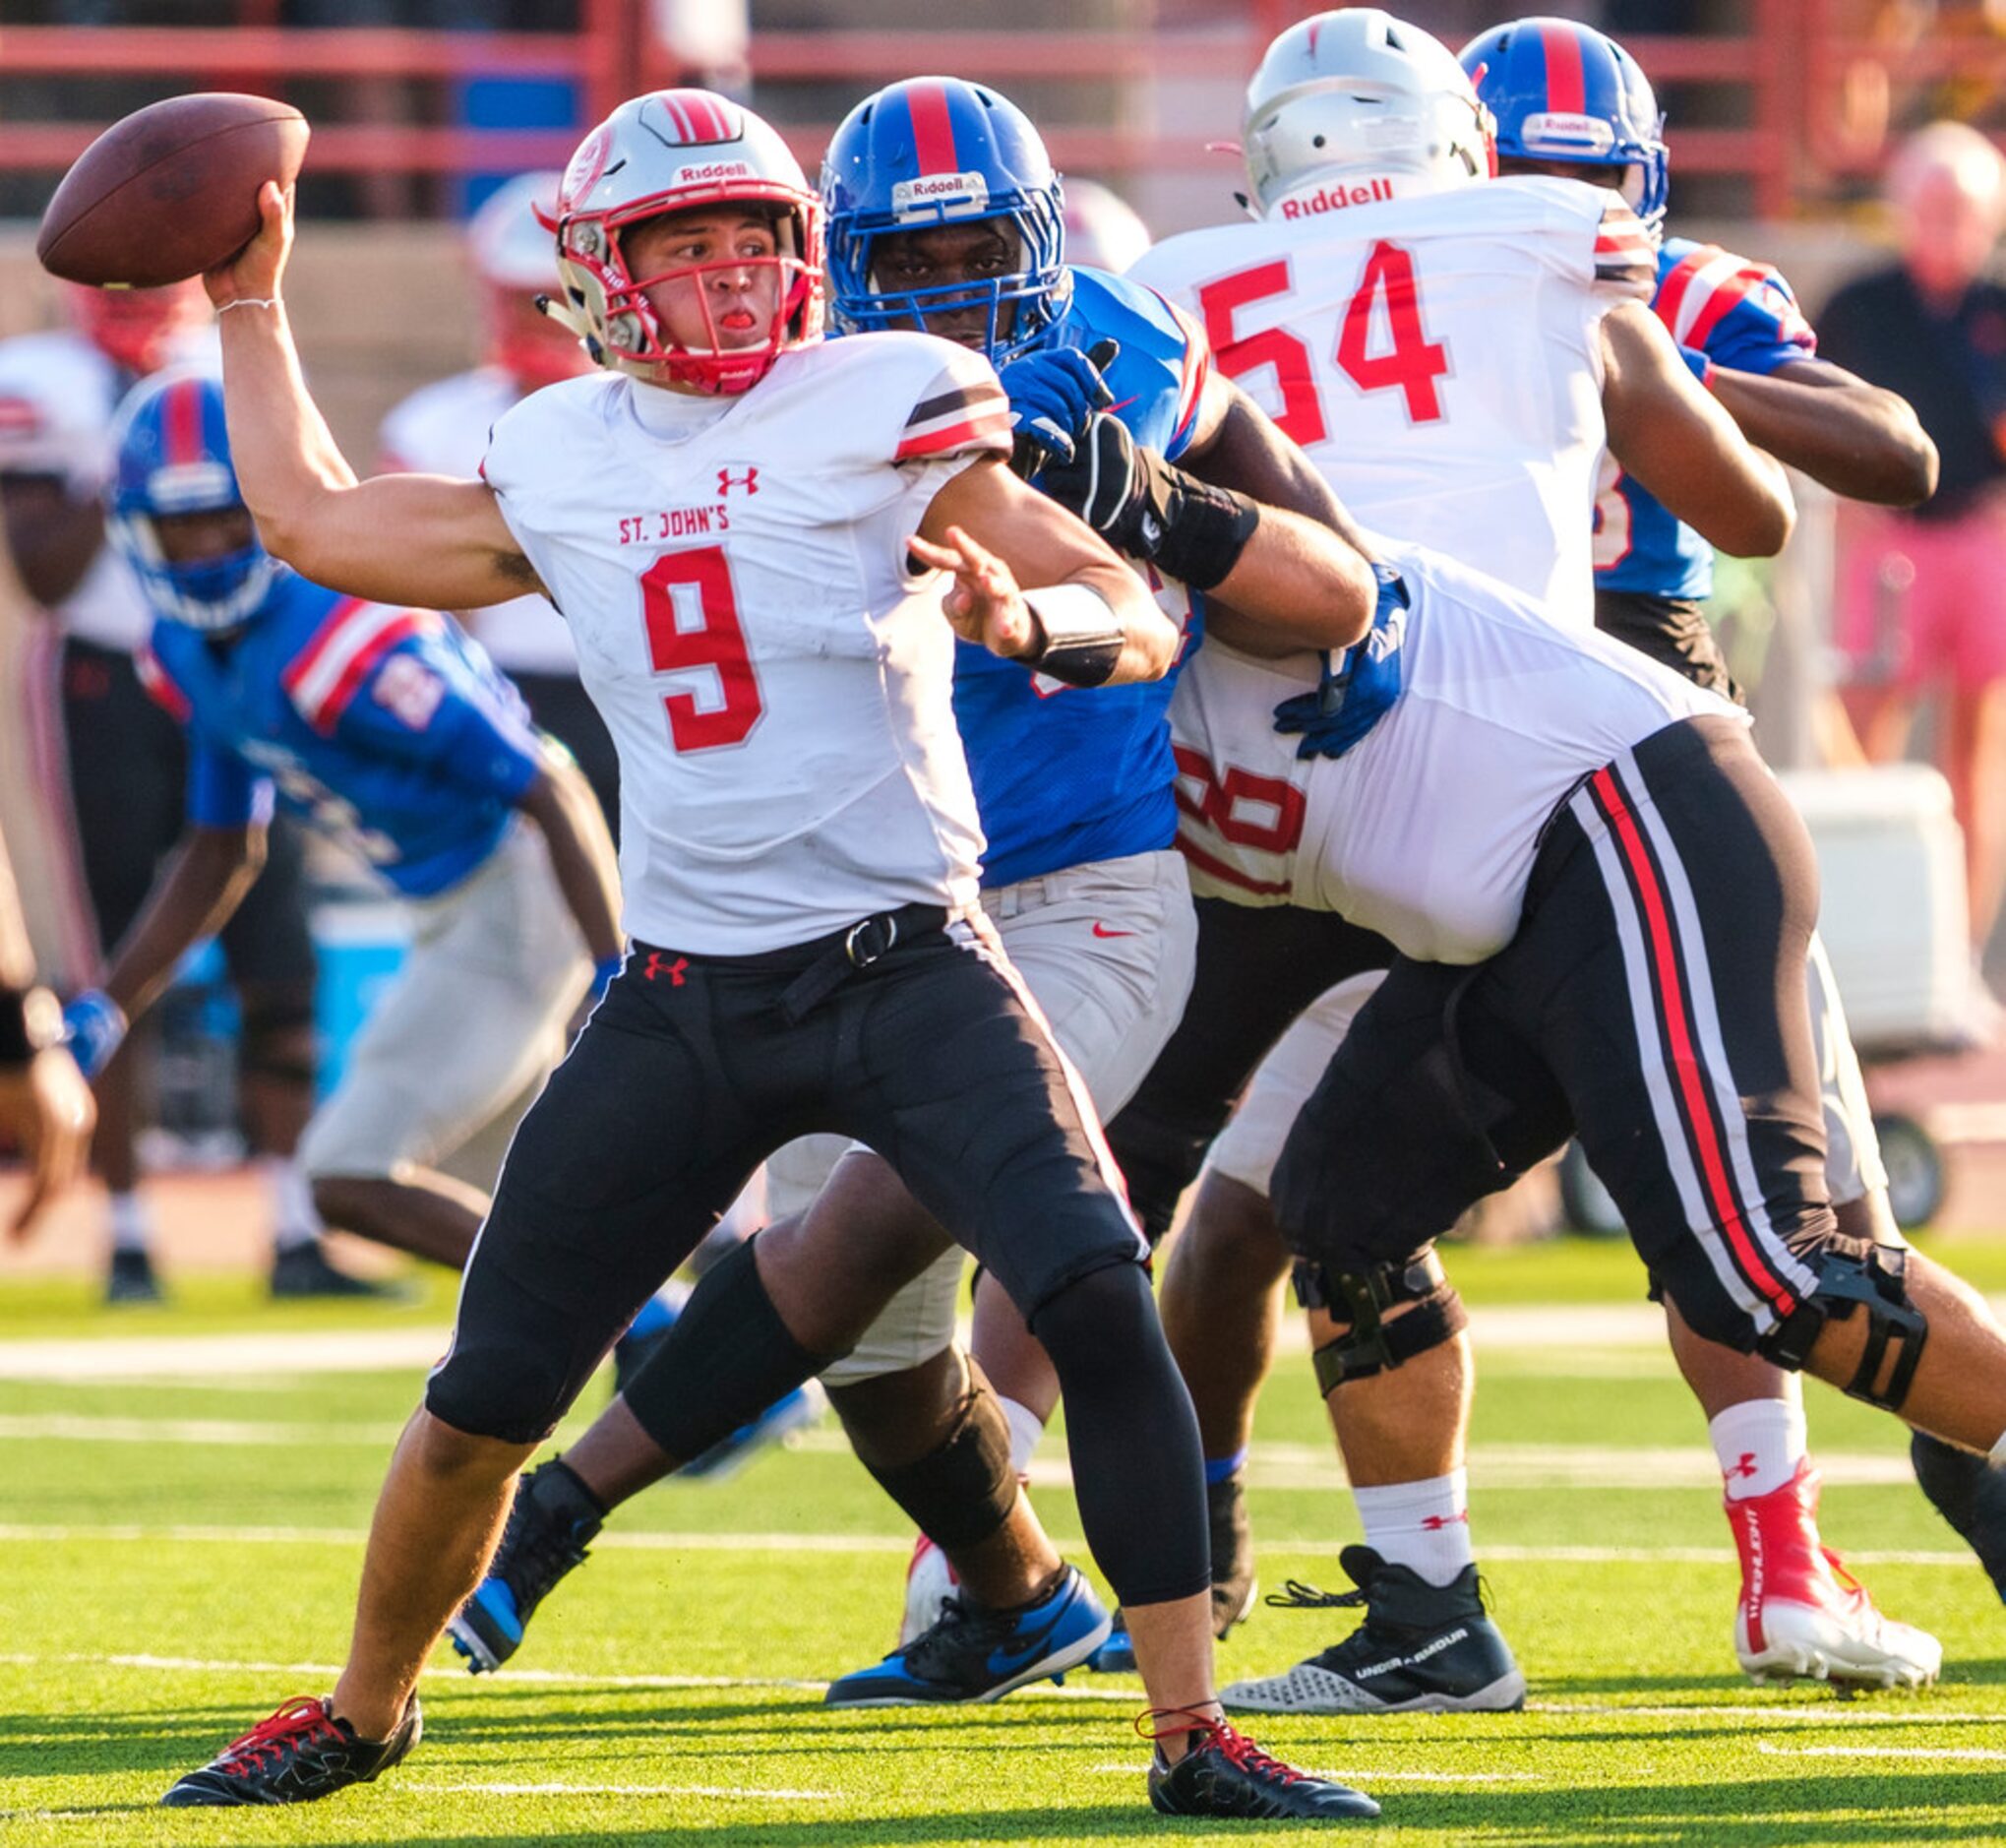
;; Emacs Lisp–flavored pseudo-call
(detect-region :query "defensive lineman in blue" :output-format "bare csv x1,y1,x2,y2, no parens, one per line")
64,368,626,1274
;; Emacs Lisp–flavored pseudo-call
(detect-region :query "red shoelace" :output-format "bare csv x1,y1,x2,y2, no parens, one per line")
218,1696,336,1776
1136,1706,1305,1786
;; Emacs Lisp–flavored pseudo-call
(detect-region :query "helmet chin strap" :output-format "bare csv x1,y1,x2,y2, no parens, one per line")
535,292,593,339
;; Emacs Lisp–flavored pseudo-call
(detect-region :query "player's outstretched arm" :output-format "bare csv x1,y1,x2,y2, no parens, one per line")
917,457,1178,686
100,823,267,1027
514,747,624,969
1708,359,1938,508
1602,301,1795,558
206,183,547,614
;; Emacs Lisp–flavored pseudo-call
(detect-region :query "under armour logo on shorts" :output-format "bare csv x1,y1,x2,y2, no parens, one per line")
643,952,689,986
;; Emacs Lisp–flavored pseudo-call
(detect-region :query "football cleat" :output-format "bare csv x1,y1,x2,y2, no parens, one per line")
679,1379,827,1481
609,1283,687,1398
270,1241,413,1300
104,1247,164,1305
448,1457,604,1674
1728,1460,1942,1689
1090,1617,1135,1674
1145,1709,1380,1820
1221,1546,1526,1714
824,1564,1111,1706
160,1694,419,1807
1911,1431,2006,1603
899,1532,962,1645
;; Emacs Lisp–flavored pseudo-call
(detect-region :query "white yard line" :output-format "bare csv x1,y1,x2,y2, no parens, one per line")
1756,1740,2006,1761
0,1522,1977,1569
410,1781,838,1800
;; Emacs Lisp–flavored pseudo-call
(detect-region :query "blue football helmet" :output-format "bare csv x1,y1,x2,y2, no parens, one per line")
108,367,275,633
1460,17,1670,232
821,76,1070,363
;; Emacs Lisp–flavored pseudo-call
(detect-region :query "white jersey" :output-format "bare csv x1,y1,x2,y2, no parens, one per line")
484,332,1011,954
379,367,578,676
0,331,151,649
1170,541,1740,964
1131,176,1655,618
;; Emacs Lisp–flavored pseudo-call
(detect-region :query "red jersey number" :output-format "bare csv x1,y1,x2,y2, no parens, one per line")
640,546,763,752
1198,240,1450,436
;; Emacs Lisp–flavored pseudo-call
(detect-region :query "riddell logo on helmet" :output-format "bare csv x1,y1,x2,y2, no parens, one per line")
675,160,755,182
1279,176,1396,218
891,171,992,219
1522,112,1617,154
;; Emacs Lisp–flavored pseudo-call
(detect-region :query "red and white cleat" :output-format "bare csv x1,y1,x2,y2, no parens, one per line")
1727,1461,1941,1690
899,1533,961,1646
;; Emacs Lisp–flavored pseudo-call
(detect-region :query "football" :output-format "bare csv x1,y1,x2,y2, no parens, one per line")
36,92,309,289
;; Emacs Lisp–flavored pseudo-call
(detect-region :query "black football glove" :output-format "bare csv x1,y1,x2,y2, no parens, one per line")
1033,413,1259,592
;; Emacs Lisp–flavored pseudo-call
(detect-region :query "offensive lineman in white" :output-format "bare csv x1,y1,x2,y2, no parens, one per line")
158,91,1375,1821
1087,9,1943,1706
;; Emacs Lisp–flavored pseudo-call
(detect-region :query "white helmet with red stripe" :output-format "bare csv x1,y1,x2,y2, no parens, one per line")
1243,9,1495,219
468,171,590,392
551,90,822,396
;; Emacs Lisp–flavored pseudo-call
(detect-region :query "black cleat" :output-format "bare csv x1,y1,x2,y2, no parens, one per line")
1912,1431,2006,1602
1211,1469,1259,1639
1223,1546,1526,1713
1147,1711,1379,1819
447,1457,604,1673
160,1694,419,1807
270,1241,414,1300
104,1248,164,1305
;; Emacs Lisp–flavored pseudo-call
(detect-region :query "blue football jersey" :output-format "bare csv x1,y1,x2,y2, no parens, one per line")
955,266,1211,889
138,570,546,897
1595,236,1816,598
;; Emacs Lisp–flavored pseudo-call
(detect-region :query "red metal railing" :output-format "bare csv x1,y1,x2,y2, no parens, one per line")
0,2,1971,217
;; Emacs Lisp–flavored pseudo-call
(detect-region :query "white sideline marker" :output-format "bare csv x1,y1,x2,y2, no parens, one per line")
1757,1741,2006,1762
412,1780,838,1801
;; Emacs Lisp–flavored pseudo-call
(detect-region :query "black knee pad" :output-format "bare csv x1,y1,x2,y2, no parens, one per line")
1760,1242,1926,1413
857,1355,1018,1553
621,1236,833,1463
1296,1249,1469,1393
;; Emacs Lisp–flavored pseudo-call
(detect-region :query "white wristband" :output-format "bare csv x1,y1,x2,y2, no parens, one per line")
1020,583,1125,688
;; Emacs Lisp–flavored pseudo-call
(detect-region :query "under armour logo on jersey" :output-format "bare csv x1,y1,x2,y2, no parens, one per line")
717,465,759,497
642,952,689,986
1420,1510,1470,1530
1727,1451,1761,1480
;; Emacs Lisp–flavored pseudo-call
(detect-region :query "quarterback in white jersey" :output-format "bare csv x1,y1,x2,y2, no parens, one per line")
172,87,1376,1823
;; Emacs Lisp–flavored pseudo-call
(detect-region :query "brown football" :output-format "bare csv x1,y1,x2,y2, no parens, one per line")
36,93,309,289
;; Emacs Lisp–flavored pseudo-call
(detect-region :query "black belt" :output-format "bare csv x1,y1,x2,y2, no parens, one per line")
777,902,950,1023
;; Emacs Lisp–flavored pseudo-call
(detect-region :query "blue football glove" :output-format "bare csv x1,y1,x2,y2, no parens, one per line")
1003,339,1119,478
589,953,625,1005
61,988,128,1082
1272,568,1411,761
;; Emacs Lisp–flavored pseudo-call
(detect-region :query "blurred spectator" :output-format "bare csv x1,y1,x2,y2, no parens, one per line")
376,173,618,834
1820,120,2006,1016
0,283,372,1302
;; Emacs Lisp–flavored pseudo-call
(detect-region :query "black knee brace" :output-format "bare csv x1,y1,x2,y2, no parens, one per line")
1761,1243,1927,1413
1296,1250,1469,1394
859,1356,1018,1553
621,1237,833,1463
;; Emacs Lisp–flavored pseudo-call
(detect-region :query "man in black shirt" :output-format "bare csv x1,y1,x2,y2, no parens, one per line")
1820,121,2006,984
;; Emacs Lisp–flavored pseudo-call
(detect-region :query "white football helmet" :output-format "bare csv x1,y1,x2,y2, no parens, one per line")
1063,177,1153,275
1243,9,1495,219
468,171,588,391
552,90,822,396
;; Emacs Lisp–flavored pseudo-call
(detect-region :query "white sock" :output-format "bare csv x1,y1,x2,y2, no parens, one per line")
1000,1395,1045,1480
1353,1470,1474,1587
1710,1397,1807,1501
108,1191,153,1256
259,1155,322,1254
